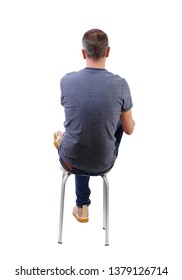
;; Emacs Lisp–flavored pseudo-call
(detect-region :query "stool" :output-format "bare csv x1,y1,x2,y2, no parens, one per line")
58,171,109,246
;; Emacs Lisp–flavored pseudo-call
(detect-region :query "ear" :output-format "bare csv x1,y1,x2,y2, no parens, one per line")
82,49,86,59
106,47,110,58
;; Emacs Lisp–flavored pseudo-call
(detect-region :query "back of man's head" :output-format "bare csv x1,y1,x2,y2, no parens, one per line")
82,29,109,61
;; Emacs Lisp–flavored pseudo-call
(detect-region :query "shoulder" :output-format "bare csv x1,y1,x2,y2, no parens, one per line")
60,69,86,84
105,70,130,91
106,70,127,83
62,69,86,79
61,71,77,81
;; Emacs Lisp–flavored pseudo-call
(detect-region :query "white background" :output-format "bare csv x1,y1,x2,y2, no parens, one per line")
0,0,181,279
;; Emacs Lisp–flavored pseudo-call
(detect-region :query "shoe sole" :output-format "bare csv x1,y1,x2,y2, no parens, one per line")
53,132,64,150
53,141,59,149
54,132,57,141
72,212,89,223
53,133,59,149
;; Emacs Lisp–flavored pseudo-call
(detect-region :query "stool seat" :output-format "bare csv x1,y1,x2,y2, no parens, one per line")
58,170,109,246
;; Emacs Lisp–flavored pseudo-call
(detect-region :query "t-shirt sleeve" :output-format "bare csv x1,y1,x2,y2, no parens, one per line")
122,79,133,112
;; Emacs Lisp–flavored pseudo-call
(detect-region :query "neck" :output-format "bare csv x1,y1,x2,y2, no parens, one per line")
85,58,106,69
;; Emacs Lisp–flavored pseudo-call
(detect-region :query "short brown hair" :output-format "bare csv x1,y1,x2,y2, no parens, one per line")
82,29,109,60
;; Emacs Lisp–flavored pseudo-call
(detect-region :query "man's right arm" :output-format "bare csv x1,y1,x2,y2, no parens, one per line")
120,109,135,135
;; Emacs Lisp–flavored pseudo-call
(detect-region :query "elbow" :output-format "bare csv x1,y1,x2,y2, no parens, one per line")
124,128,134,135
123,121,135,135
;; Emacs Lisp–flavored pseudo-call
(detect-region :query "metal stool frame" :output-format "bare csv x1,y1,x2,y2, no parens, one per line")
58,171,109,246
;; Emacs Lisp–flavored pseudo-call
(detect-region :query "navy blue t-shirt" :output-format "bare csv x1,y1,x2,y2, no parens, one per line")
59,67,133,173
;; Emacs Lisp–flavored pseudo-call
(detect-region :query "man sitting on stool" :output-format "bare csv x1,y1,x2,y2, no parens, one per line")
54,28,135,223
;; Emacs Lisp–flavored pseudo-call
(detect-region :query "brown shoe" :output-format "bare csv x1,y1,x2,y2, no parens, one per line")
72,205,89,223
53,131,64,149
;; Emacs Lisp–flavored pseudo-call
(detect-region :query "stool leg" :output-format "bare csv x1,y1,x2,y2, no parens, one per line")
103,178,106,230
102,174,109,246
58,172,70,244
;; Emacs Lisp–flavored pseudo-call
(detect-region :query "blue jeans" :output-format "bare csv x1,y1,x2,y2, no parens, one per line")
59,122,123,207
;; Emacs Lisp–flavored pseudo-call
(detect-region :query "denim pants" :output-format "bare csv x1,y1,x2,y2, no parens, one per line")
59,122,123,207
